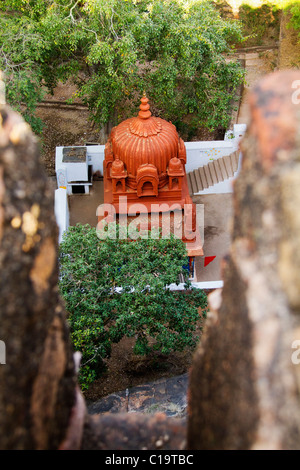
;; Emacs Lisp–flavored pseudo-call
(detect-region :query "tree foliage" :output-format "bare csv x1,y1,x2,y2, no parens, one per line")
238,3,281,47
288,2,300,38
59,224,207,389
0,2,46,132
0,0,245,137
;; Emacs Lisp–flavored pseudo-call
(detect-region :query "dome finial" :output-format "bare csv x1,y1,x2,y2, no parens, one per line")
138,93,152,120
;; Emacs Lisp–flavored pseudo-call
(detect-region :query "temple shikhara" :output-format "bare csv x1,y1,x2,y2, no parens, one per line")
101,94,203,266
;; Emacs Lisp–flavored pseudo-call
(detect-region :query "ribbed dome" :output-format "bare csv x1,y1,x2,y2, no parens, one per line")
109,95,180,182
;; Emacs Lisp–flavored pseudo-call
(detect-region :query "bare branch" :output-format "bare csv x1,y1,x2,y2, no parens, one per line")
64,0,80,24
110,8,121,41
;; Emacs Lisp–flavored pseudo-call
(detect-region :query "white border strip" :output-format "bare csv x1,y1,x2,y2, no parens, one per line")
168,280,224,290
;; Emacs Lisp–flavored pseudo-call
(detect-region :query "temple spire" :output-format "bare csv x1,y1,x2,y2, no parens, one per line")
138,93,152,120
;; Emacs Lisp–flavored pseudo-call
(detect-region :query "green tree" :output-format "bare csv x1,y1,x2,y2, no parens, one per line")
0,0,245,138
238,3,281,47
70,0,245,135
59,224,207,389
0,2,47,132
288,2,300,39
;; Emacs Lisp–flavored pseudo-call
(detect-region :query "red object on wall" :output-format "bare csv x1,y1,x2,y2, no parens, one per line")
204,256,216,267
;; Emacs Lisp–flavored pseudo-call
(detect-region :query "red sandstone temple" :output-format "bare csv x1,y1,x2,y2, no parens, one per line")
102,94,203,260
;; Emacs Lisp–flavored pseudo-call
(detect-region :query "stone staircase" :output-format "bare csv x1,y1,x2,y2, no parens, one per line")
186,151,240,195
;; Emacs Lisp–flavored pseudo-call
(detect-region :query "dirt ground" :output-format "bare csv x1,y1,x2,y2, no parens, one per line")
36,82,102,177
278,11,300,69
83,316,206,403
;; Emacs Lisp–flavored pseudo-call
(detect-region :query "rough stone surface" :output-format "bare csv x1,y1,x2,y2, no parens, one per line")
0,105,77,450
88,374,188,418
187,70,300,450
81,412,186,451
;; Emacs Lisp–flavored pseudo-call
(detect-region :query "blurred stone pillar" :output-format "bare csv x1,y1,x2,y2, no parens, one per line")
0,105,79,449
187,70,300,450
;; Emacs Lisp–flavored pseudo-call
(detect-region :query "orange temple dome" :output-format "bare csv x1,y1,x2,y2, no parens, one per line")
104,95,186,192
102,94,203,256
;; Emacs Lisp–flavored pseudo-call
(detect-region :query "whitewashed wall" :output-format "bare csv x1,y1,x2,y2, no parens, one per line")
56,124,246,180
55,188,69,243
86,145,105,173
186,124,246,194
185,140,235,174
55,145,105,177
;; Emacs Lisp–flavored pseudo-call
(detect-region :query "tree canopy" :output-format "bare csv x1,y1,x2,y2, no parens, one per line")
59,224,207,389
0,0,245,136
288,2,300,37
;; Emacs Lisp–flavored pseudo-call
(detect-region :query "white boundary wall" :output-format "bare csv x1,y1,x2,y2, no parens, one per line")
55,124,246,185
55,188,69,243
185,140,235,174
55,145,105,176
168,280,224,291
185,124,246,194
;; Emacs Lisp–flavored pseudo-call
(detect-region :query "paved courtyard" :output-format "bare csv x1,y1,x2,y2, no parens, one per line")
192,193,233,283
69,180,104,228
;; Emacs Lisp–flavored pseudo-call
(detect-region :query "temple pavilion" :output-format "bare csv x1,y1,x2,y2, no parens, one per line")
100,94,203,273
